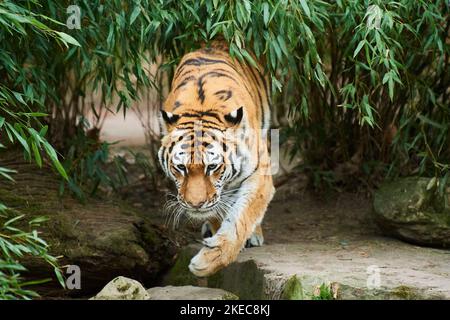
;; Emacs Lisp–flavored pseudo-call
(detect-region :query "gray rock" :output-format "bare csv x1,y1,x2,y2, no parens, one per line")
373,177,450,247
91,276,151,300
147,285,238,300
164,242,450,300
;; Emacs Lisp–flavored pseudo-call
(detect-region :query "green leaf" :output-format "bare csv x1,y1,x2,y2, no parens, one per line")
4,215,25,227
42,141,68,180
388,77,394,101
262,3,270,26
0,167,16,182
5,123,30,155
241,49,258,68
130,6,141,25
54,267,66,288
31,141,42,167
55,31,81,47
353,40,366,58
300,0,311,18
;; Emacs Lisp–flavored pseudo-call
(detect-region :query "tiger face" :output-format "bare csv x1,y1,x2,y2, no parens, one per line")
158,107,250,220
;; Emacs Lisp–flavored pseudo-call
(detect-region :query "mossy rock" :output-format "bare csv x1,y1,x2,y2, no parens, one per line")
373,177,450,248
208,259,267,300
163,245,200,287
391,285,421,300
281,275,304,300
91,276,151,300
164,245,268,299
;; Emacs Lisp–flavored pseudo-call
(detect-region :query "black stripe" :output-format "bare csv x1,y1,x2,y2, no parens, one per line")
200,110,222,122
254,67,271,129
199,119,223,126
175,56,238,79
178,120,224,131
198,76,205,103
181,113,202,118
178,69,193,80
197,71,239,104
175,75,196,91
200,124,225,131
230,161,238,180
257,68,270,98
202,142,213,149
214,90,233,101
194,57,236,67
247,65,266,125
180,111,223,123
202,71,239,83
168,141,176,154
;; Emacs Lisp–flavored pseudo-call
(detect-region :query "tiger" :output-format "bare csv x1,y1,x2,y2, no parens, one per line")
158,41,275,277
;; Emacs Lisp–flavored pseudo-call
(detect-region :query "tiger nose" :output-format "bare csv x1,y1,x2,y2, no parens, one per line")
186,200,205,208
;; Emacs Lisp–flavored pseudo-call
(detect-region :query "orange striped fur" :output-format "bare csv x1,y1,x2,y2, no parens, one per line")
158,42,274,277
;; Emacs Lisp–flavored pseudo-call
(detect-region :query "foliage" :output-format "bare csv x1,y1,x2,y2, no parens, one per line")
0,208,65,300
312,283,334,300
137,0,450,189
0,0,71,179
0,1,70,299
276,0,450,189
0,0,163,195
4,0,448,192
59,118,129,200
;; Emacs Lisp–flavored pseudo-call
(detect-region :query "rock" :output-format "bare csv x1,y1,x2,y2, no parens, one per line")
91,276,150,300
164,243,450,300
373,177,450,247
91,278,238,300
0,154,178,297
147,285,238,300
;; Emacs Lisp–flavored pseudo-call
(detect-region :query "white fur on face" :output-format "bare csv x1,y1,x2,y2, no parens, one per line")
171,142,190,167
203,140,223,171
169,131,225,169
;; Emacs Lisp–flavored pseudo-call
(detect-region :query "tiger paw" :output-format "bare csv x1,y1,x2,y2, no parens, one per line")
189,236,235,277
245,231,264,248
189,246,225,277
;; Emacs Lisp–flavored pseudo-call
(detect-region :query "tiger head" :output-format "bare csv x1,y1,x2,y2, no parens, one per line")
158,106,254,220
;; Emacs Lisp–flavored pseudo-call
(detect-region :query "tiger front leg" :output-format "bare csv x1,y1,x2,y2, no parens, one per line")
189,176,274,277
245,223,264,248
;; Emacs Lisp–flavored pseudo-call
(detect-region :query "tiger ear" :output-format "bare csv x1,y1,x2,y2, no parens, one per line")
161,109,180,125
224,106,244,126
